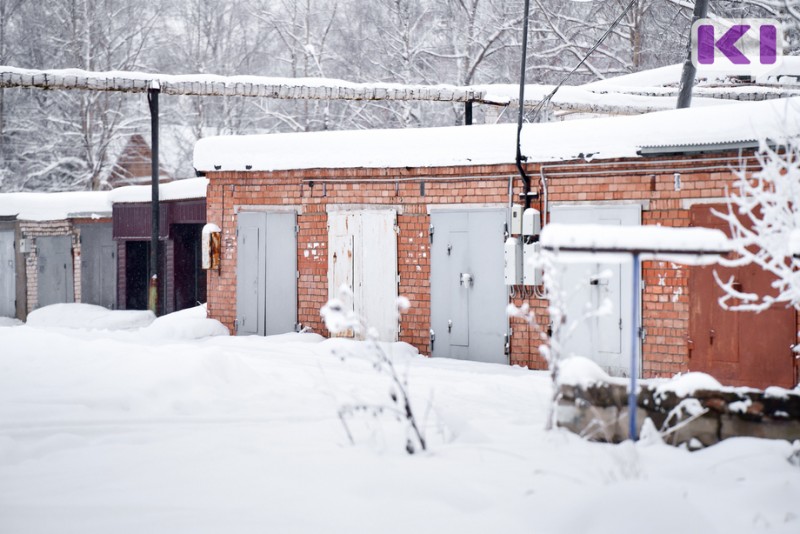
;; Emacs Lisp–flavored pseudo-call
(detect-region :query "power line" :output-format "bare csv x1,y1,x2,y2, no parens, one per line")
527,0,640,124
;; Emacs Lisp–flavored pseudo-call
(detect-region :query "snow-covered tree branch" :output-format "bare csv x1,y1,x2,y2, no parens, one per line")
714,141,800,312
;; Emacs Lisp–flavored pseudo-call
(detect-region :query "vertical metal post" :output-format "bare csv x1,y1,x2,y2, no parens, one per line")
464,100,473,125
147,82,160,315
628,252,640,440
516,0,532,208
677,0,709,109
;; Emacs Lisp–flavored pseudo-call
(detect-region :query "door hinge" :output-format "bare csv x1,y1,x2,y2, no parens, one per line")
428,224,434,244
429,329,435,352
295,225,300,234
394,224,400,234
638,326,646,341
504,333,510,356
296,270,300,279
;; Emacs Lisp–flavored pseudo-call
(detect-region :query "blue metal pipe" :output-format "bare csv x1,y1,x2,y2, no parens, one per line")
629,252,640,440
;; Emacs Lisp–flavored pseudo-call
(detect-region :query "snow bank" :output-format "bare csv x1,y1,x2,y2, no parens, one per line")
194,98,800,172
0,316,798,533
142,304,229,340
26,303,155,330
557,355,624,387
25,303,228,340
655,372,724,397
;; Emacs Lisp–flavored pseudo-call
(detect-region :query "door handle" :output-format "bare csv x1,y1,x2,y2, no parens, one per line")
460,272,473,288
709,329,715,345
448,319,452,333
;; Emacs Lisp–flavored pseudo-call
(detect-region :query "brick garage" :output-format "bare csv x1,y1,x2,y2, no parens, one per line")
197,99,800,388
17,218,111,320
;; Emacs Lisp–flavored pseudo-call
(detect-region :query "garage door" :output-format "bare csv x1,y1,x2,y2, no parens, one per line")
550,204,641,376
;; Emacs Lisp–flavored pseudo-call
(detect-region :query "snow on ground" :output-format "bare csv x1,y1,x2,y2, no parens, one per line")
1,305,799,534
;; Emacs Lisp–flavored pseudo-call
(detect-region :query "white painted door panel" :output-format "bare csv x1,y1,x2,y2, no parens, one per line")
550,204,640,376
328,210,398,341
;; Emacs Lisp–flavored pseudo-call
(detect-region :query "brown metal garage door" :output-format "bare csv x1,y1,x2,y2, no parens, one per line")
688,204,797,389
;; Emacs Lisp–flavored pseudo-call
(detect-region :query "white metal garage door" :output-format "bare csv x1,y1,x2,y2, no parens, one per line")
328,209,398,341
549,204,641,376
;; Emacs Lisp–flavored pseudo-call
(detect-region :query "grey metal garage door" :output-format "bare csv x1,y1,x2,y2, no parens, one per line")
236,211,298,336
430,208,507,364
79,223,116,309
0,230,15,317
37,235,74,308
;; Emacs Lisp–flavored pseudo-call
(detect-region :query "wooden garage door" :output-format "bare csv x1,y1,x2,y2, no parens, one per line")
689,205,797,388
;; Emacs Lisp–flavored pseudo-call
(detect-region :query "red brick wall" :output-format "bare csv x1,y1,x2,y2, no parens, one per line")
204,153,797,382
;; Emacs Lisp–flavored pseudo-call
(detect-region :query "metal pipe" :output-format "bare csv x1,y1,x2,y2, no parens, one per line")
147,82,160,315
677,0,709,109
629,252,640,441
540,166,548,229
516,0,532,208
300,173,516,185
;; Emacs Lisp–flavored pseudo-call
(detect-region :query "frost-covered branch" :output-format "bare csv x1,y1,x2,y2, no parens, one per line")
714,142,800,312
321,288,426,454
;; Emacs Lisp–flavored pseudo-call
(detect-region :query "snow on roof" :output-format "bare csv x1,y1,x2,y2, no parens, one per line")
108,178,208,204
540,223,731,265
0,179,207,221
472,83,729,114
193,98,800,172
584,57,800,90
0,191,111,221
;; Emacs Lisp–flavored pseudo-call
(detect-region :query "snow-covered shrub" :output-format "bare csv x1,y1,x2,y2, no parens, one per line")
508,251,614,430
321,287,426,454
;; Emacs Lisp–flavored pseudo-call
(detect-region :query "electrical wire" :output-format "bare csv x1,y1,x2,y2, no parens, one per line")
527,0,640,125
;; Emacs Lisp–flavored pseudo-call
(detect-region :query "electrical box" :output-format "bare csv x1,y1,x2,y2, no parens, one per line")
201,223,222,270
522,208,541,237
523,241,543,285
510,205,523,235
504,237,522,285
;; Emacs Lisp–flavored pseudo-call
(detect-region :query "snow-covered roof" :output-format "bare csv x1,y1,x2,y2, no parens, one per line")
0,191,112,221
0,179,207,221
108,178,208,204
584,57,800,90
193,98,800,172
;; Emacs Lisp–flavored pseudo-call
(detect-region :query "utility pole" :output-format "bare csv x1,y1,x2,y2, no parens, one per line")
147,81,160,315
677,0,709,109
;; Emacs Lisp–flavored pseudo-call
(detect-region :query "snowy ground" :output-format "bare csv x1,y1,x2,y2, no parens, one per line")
1,305,799,534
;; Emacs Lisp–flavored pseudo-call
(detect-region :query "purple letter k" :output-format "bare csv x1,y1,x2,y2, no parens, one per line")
697,24,751,65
